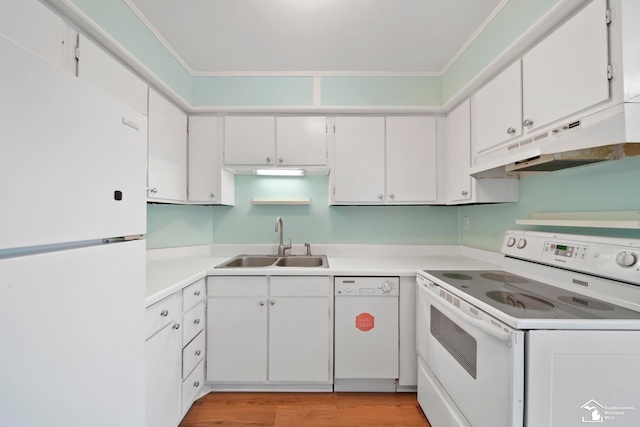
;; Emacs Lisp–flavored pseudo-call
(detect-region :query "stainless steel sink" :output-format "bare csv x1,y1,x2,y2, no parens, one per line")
215,254,328,268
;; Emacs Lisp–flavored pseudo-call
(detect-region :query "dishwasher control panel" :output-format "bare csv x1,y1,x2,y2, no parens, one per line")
335,277,399,296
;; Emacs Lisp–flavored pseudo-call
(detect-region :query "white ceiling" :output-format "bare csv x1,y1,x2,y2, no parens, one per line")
126,0,504,75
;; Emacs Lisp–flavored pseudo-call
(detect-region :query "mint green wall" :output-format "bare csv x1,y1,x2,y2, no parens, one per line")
146,176,459,248
441,0,559,103
192,76,313,107
322,77,441,107
70,0,192,102
460,157,640,252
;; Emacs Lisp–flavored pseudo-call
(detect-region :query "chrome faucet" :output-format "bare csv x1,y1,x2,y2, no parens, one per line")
275,217,292,256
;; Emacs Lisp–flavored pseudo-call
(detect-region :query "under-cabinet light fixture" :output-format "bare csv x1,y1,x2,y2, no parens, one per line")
253,169,305,177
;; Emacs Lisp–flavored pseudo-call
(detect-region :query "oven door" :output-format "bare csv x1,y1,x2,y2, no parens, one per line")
417,275,525,427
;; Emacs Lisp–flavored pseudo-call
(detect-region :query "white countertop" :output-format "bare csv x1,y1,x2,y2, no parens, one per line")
145,245,503,307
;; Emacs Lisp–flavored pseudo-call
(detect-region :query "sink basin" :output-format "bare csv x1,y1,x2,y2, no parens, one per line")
215,254,328,269
275,256,327,267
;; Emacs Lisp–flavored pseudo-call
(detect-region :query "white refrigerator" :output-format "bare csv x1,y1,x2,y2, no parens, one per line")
0,34,147,427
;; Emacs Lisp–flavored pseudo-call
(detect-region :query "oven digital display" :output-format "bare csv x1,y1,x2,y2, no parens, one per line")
556,245,568,251
554,244,574,257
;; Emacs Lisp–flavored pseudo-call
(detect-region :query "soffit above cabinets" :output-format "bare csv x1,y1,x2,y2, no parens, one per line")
125,0,503,75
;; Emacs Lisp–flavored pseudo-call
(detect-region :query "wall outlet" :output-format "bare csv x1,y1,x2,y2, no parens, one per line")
463,216,470,230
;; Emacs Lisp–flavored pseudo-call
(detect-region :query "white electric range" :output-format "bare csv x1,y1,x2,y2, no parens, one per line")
417,230,640,427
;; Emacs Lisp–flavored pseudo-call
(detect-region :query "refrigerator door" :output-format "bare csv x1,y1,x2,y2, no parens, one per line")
0,36,147,250
0,239,145,427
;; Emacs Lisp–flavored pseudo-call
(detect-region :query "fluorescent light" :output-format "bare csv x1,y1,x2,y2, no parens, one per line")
253,169,305,176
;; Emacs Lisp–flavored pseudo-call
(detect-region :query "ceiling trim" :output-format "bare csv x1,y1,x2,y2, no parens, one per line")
122,0,196,75
440,0,509,75
190,70,443,77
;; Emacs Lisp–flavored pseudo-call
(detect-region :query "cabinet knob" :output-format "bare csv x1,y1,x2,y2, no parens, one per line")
279,157,283,164
523,119,533,127
507,127,516,135
194,318,201,325
194,290,201,296
160,310,169,317
210,193,215,199
149,188,158,194
172,323,180,330
195,350,201,356
461,191,469,196
270,299,276,305
259,301,265,306
378,194,383,200
193,381,200,388
266,157,271,163
389,193,395,199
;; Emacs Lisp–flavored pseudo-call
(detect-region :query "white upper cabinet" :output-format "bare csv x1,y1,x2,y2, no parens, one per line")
223,116,276,165
386,116,437,203
446,100,473,204
223,116,327,167
276,116,327,166
332,117,386,204
0,0,74,72
474,61,523,155
77,34,148,116
332,116,437,205
522,0,609,134
187,116,235,205
147,89,187,202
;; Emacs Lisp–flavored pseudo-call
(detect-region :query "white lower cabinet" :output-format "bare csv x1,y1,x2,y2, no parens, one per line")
207,276,333,386
145,278,206,427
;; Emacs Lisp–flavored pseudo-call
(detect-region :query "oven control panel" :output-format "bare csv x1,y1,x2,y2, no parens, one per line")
543,242,589,260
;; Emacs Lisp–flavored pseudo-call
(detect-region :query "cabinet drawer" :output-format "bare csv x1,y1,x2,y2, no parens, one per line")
207,276,268,296
145,293,180,340
270,276,331,296
182,359,205,413
182,330,205,378
182,302,205,346
183,278,205,311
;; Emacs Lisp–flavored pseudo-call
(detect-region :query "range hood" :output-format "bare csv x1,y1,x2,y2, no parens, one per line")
505,102,640,172
471,101,640,176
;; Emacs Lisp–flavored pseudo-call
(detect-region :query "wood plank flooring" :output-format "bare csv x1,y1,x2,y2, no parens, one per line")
179,392,431,427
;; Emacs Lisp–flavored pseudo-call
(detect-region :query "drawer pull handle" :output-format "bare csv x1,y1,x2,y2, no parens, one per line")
194,318,201,325
160,310,169,317
195,350,201,356
193,381,200,388
172,323,180,330
194,291,201,296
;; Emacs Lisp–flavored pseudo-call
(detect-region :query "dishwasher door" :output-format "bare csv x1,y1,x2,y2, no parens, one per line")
334,277,399,382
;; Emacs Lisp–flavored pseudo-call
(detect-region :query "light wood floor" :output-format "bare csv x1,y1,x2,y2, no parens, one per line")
179,392,431,427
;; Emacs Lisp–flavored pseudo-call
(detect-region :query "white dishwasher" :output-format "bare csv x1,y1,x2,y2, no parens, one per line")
334,276,399,392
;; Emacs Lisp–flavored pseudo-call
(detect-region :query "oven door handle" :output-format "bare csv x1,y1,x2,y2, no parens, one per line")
419,281,512,344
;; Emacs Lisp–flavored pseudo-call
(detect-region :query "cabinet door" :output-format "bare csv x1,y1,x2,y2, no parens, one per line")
276,116,327,166
206,297,268,382
446,100,474,204
333,117,385,203
522,0,609,132
269,297,331,382
145,322,182,427
386,116,437,203
188,116,219,203
224,116,275,165
77,34,148,116
148,89,187,201
474,61,523,154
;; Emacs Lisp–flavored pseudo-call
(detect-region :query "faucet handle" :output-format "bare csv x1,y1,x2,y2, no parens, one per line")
283,238,292,256
304,242,312,256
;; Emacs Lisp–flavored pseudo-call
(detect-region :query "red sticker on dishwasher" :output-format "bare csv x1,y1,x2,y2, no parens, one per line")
356,313,375,332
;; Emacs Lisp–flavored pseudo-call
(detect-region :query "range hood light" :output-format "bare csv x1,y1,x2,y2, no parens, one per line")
253,169,305,177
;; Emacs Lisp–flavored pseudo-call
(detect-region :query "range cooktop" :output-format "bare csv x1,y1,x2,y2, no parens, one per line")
424,270,640,321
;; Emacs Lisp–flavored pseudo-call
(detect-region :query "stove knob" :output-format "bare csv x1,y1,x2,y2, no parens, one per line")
381,281,393,293
506,237,516,247
516,238,527,249
616,252,638,268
